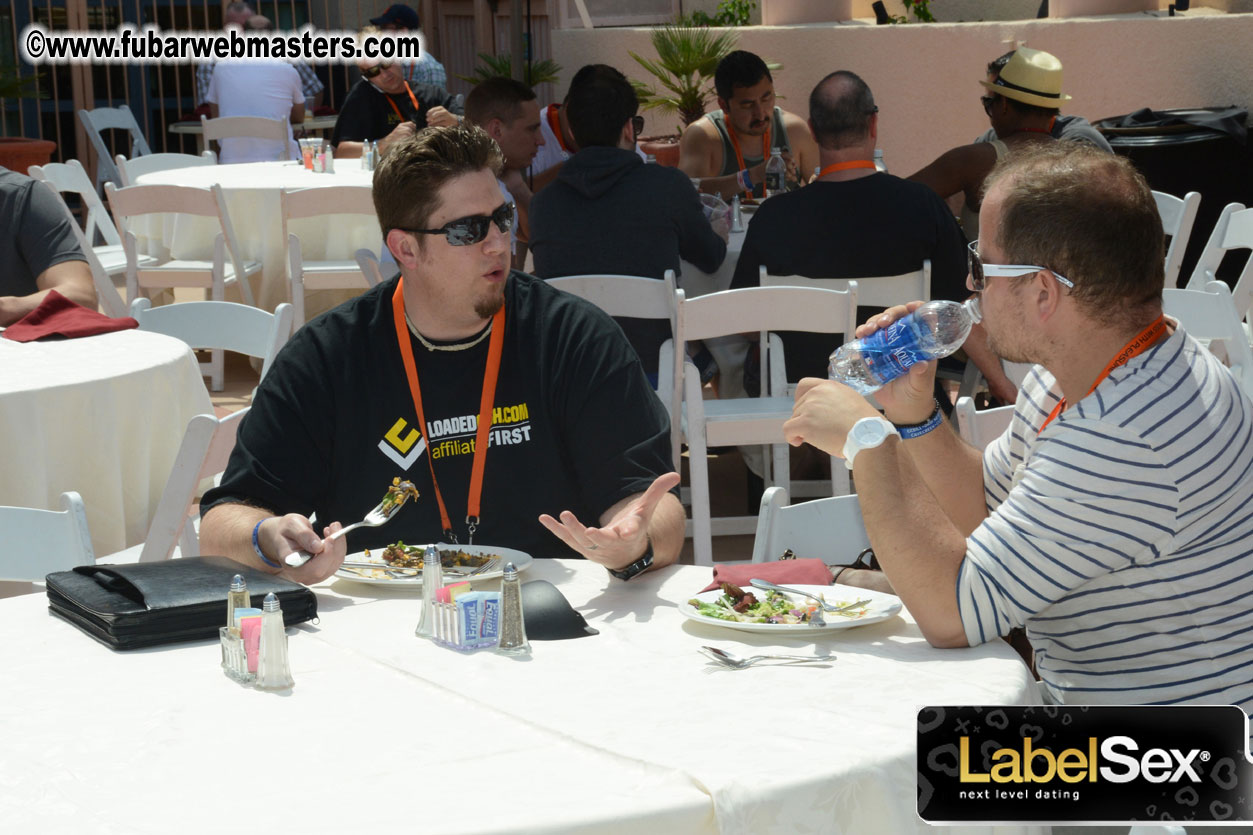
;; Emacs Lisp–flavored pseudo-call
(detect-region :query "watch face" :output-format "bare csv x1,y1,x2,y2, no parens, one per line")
852,417,890,446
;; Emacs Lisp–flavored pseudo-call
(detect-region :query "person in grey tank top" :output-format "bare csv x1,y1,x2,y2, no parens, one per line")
677,50,817,202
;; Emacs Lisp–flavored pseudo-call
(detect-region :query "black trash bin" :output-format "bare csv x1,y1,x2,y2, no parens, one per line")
1096,107,1251,286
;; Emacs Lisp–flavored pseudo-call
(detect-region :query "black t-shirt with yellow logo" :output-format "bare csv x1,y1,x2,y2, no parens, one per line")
202,272,672,558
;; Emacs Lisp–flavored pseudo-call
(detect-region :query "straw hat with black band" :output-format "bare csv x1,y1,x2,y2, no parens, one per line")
979,47,1072,109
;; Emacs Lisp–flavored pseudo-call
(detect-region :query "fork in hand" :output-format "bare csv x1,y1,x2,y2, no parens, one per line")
283,497,406,568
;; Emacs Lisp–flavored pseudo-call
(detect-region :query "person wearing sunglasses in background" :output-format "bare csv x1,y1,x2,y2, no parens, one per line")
785,144,1253,719
530,64,726,386
201,124,684,587
330,26,462,160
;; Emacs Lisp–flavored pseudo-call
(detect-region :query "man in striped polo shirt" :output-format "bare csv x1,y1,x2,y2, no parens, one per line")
785,144,1253,714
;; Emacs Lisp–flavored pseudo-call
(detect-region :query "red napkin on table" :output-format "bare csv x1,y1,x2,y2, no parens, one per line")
313,105,337,117
2,290,137,342
699,558,833,593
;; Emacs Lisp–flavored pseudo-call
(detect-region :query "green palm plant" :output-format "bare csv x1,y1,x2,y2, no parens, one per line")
629,26,739,134
455,53,563,88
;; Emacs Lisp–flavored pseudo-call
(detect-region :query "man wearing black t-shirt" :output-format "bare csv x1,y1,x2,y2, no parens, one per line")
730,71,1008,397
330,51,461,159
201,125,684,586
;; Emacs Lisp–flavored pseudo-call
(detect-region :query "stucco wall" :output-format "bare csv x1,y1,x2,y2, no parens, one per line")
552,14,1252,177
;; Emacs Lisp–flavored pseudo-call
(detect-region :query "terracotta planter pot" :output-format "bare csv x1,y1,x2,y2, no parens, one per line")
638,137,680,167
0,137,57,175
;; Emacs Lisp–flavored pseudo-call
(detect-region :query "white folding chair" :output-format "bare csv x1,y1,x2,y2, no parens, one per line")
355,248,399,286
99,409,248,564
131,297,293,391
201,114,291,162
78,105,151,191
750,486,869,564
1186,202,1253,327
0,492,95,581
1164,280,1253,401
545,271,684,470
758,263,931,494
105,180,261,314
953,396,1015,451
680,284,859,566
1152,190,1201,288
115,150,217,187
282,186,381,327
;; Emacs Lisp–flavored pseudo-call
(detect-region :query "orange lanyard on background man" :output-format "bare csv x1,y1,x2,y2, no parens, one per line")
391,281,506,543
386,81,423,124
816,160,876,178
1039,315,1168,432
727,118,771,197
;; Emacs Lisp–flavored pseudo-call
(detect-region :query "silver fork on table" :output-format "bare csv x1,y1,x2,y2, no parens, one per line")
748,579,871,627
283,496,406,568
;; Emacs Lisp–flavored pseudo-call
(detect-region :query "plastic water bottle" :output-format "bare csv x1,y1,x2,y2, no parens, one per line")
874,149,887,173
764,148,786,198
828,298,982,394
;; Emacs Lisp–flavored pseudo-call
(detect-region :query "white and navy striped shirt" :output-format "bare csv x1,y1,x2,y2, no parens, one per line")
958,325,1253,712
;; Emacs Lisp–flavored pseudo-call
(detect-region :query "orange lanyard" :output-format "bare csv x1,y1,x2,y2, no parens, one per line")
391,280,506,543
546,104,570,153
727,118,771,197
385,81,423,124
816,159,876,178
1039,315,1168,432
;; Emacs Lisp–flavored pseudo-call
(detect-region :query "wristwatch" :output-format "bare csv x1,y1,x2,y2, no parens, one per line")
842,416,900,470
608,541,654,581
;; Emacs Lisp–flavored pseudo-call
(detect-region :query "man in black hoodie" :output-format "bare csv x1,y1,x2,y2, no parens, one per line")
529,64,726,380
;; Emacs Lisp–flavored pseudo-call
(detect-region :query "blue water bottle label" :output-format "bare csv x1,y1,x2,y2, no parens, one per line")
857,318,927,386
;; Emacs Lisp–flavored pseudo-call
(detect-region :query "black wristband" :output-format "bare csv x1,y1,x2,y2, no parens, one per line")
608,540,654,581
892,400,944,440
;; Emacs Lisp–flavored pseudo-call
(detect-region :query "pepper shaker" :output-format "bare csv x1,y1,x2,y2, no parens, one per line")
255,593,295,690
497,562,530,655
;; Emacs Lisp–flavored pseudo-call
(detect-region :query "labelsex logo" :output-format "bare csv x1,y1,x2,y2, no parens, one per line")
961,736,1206,785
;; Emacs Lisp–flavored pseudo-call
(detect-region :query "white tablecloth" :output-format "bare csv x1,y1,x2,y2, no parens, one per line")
0,330,212,557
133,159,383,318
0,558,1044,834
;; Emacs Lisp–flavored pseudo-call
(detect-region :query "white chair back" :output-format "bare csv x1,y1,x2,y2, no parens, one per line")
105,180,258,309
130,298,293,384
0,492,94,581
750,486,869,564
201,115,290,161
1152,190,1201,288
28,159,121,247
115,150,217,187
281,185,381,327
1186,202,1253,325
78,105,151,191
760,260,931,310
679,284,859,565
354,248,394,287
545,271,684,470
953,396,1014,451
1164,280,1253,400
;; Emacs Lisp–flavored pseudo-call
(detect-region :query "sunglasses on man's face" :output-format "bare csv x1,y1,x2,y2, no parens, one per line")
967,240,1073,291
981,95,998,115
404,202,515,246
361,61,395,80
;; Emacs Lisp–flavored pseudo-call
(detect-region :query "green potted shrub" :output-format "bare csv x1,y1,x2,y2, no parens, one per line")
629,25,739,166
456,53,562,88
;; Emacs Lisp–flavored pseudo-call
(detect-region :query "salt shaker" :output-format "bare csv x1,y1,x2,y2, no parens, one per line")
255,593,295,690
497,562,530,655
416,545,442,638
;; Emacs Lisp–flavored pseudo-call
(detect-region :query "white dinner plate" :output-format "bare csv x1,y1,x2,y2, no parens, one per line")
679,583,901,633
334,543,533,587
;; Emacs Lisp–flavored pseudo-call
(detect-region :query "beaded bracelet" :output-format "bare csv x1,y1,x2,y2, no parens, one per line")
252,518,281,569
893,399,945,440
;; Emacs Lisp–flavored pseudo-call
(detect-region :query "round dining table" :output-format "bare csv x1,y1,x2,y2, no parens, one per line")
1,557,1044,835
133,158,383,319
0,329,212,559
